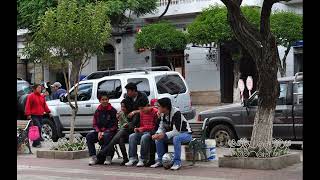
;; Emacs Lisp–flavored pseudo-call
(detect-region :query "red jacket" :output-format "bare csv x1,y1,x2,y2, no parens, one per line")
25,92,51,116
138,107,158,132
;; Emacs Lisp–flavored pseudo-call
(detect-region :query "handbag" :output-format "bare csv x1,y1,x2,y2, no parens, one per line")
28,123,40,141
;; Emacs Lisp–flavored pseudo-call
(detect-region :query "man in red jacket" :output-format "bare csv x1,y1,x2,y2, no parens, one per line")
125,98,158,167
25,84,51,148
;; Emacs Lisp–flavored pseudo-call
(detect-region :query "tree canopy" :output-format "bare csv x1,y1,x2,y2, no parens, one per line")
270,11,302,47
17,0,158,30
187,6,260,45
134,21,188,52
24,0,112,143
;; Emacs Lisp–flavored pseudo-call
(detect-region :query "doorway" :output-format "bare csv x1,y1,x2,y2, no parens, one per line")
97,44,115,71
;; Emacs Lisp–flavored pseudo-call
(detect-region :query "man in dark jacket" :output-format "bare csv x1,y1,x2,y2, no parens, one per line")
86,91,117,166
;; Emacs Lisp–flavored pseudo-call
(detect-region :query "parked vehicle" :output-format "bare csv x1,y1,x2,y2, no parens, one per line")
198,73,303,147
17,79,32,120
43,69,196,141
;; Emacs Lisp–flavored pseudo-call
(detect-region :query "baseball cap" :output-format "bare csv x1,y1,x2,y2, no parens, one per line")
51,82,62,88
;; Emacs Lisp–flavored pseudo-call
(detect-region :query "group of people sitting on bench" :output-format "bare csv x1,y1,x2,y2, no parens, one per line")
86,82,192,170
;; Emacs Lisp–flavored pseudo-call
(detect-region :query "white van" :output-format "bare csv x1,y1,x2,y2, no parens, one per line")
45,70,196,141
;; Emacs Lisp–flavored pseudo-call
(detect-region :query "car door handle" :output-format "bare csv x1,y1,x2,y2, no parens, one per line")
85,104,91,107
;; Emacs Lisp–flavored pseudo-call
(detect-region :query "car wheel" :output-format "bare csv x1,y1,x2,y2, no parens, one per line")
41,118,59,142
209,124,235,147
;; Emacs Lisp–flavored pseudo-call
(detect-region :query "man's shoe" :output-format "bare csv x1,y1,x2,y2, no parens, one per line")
88,156,98,166
170,164,181,170
120,159,129,166
125,159,138,166
104,156,112,165
145,160,156,167
150,162,163,168
136,159,145,167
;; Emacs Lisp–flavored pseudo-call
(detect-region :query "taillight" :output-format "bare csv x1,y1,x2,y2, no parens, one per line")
197,115,202,122
151,98,158,107
189,92,192,107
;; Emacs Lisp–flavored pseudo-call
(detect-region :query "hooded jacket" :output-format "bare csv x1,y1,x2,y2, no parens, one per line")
93,104,117,133
156,107,192,139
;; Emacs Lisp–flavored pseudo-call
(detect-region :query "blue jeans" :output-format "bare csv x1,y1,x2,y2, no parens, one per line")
31,115,43,147
155,132,192,165
128,132,152,161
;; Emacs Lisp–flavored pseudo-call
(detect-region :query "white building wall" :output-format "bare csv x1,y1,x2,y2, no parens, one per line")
185,46,220,91
122,34,152,68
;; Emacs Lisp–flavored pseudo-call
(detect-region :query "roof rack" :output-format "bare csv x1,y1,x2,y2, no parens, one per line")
84,66,171,80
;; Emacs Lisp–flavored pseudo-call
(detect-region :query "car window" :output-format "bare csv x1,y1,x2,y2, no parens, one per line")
127,78,150,96
98,79,122,99
70,83,93,101
155,75,186,95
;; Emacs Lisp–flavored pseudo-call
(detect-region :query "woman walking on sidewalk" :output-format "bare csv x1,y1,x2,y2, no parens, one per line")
25,84,51,148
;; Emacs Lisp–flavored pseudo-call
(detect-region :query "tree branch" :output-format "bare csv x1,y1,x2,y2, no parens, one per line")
158,0,171,20
260,0,291,36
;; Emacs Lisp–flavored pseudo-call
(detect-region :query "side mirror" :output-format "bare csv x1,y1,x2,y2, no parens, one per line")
60,95,68,102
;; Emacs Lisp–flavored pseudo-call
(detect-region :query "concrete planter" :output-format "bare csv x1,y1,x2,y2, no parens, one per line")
218,152,301,170
37,149,89,160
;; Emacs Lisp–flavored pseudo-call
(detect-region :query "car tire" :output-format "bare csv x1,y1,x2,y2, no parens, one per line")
209,124,235,148
41,118,59,142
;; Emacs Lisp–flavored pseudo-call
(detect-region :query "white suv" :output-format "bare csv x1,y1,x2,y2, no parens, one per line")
45,70,196,141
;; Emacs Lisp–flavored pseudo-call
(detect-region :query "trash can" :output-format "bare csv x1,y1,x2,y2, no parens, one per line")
205,139,217,161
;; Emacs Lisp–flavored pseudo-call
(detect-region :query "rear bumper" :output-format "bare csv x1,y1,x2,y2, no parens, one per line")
182,107,196,120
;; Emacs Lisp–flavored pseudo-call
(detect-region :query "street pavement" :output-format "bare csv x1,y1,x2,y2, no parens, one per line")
18,144,302,180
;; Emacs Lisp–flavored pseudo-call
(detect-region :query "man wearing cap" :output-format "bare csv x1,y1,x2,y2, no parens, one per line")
51,82,67,100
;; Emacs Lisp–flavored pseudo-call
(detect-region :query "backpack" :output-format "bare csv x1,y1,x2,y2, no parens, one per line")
28,124,40,141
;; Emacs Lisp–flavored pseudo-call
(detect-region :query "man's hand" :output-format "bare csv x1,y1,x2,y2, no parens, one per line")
157,133,165,140
152,134,159,140
157,112,161,118
98,132,104,140
116,112,120,120
134,128,140,133
27,115,31,120
152,133,165,140
128,111,135,118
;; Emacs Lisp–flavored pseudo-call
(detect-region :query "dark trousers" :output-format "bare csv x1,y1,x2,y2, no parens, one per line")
98,129,129,160
86,131,115,161
31,115,43,147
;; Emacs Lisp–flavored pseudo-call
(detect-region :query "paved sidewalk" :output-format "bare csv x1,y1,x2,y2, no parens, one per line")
18,145,302,180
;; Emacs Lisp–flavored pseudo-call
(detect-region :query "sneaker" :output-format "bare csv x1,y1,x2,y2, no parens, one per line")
120,159,129,166
170,164,181,170
88,156,98,166
125,159,138,166
136,159,145,167
104,156,112,165
150,162,163,168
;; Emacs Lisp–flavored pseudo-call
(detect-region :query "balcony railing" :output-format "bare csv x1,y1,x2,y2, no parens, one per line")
157,0,212,7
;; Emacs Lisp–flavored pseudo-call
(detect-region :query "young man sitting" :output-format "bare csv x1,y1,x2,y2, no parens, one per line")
125,98,158,167
151,97,192,170
86,91,118,165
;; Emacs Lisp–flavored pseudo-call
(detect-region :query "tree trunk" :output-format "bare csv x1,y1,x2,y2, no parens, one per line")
69,108,78,143
233,60,241,102
279,45,291,77
250,39,279,150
